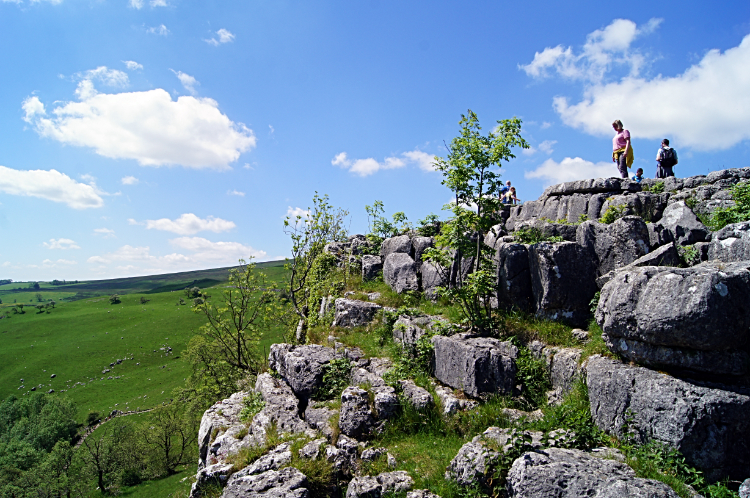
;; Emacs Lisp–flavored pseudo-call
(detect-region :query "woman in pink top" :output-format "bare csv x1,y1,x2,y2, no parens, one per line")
611,119,633,179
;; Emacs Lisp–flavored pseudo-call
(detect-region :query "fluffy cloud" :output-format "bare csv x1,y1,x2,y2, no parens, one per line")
523,20,750,151
123,60,143,71
23,86,255,169
43,238,80,250
141,213,236,235
147,24,169,36
171,70,199,95
94,228,116,238
522,140,557,156
332,149,435,177
121,176,139,185
0,165,104,208
520,18,661,84
129,0,143,8
205,28,235,46
525,157,616,186
286,206,310,219
87,238,265,274
227,189,245,196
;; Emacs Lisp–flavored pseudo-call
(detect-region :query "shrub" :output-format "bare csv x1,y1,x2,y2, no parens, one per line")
315,358,352,400
642,181,665,194
86,411,101,426
239,392,265,422
139,297,150,305
599,204,627,224
678,245,701,267
514,346,551,410
514,226,564,244
709,180,750,230
109,294,121,304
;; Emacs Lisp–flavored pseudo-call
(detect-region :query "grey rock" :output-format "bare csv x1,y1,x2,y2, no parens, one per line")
399,380,433,410
528,242,599,327
432,334,518,397
387,453,397,468
380,235,413,258
243,443,292,475
708,222,750,263
351,367,386,388
586,355,750,481
367,292,381,301
392,314,447,348
595,242,681,288
325,435,359,475
502,408,544,423
339,387,374,439
412,236,434,262
362,255,383,282
333,298,383,328
299,438,327,460
366,358,393,377
346,471,413,498
599,191,671,222
383,253,419,294
484,224,508,249
420,261,448,300
197,391,248,468
304,404,338,440
650,201,710,247
407,491,441,498
577,217,651,276
549,348,583,394
494,242,534,313
190,463,234,498
349,234,370,255
506,447,679,498
268,344,337,399
251,373,313,442
514,219,578,241
361,447,388,461
221,467,309,498
739,478,750,498
372,385,399,419
571,328,589,342
596,262,750,375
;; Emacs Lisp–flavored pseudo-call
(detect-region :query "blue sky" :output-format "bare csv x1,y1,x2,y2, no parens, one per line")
1,0,749,281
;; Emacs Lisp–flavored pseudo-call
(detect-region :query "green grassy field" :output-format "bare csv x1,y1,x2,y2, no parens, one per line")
0,261,288,422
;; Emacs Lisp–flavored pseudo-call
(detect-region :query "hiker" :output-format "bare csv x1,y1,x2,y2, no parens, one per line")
502,186,520,205
632,168,644,183
655,138,678,178
499,180,511,197
612,119,633,179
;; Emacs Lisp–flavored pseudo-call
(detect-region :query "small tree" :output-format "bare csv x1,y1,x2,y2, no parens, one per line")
109,295,121,305
141,404,196,475
139,297,150,305
35,293,44,302
364,200,411,253
427,110,528,331
284,193,348,341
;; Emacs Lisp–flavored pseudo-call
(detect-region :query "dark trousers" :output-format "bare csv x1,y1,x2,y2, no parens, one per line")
656,163,674,178
616,152,628,178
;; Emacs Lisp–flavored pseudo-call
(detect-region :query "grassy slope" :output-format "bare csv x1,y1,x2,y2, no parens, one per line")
0,261,288,422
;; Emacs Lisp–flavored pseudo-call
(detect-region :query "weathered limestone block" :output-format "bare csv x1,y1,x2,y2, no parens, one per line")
412,236,434,262
586,355,750,481
494,242,534,312
384,252,419,294
361,254,383,281
399,379,433,410
346,471,414,498
595,262,750,376
268,344,336,399
197,391,248,468
221,467,309,498
649,201,710,247
251,373,313,442
333,298,383,328
576,217,651,276
380,235,413,258
339,387,374,439
432,334,518,398
708,222,750,262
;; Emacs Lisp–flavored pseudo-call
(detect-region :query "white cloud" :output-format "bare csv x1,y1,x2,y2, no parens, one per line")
147,24,169,36
522,140,557,156
170,237,265,262
227,189,245,197
0,165,104,209
141,213,236,235
24,88,255,170
150,0,167,6
129,0,143,8
43,238,80,250
332,149,435,177
94,228,116,239
525,157,616,186
121,176,139,185
286,206,310,219
171,69,199,95
520,18,661,84
541,121,552,129
123,60,143,71
41,258,76,266
205,28,235,46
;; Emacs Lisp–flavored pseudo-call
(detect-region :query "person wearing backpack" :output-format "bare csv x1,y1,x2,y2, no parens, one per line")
656,138,678,178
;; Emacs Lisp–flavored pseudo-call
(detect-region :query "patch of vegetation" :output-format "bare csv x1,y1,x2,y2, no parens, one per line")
599,204,627,224
495,308,579,347
642,181,665,194
109,294,121,304
580,320,614,362
315,357,352,400
239,391,265,422
589,291,600,315
709,180,750,230
513,226,564,244
514,346,551,410
678,245,701,267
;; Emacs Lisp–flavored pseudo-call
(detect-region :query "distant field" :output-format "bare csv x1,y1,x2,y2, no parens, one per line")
0,261,288,422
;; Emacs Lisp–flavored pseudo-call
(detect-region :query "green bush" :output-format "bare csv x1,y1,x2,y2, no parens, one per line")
109,294,121,304
315,358,352,400
239,392,265,422
514,346,551,410
514,226,564,244
599,204,627,224
642,181,665,194
709,180,750,230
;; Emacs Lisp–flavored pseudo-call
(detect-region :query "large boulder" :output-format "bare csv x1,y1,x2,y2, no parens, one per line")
338,387,375,439
528,242,598,327
649,201,710,247
380,235,413,259
506,447,679,498
346,471,414,498
304,404,338,440
197,391,248,468
586,355,750,481
576,217,651,276
383,253,419,294
494,242,534,313
221,467,309,498
399,380,433,410
708,222,750,262
412,236,434,262
250,373,314,442
420,261,448,300
596,242,682,288
333,298,383,328
361,255,383,281
595,262,750,376
268,344,337,399
432,334,518,398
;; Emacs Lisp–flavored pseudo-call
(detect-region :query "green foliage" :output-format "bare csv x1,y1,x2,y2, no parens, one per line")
364,200,412,253
589,291,601,315
139,296,150,305
239,391,265,422
599,204,627,224
684,196,698,210
580,320,613,361
678,245,701,267
315,357,352,400
514,226,564,244
87,411,101,426
141,403,198,476
642,181,665,194
534,380,607,450
184,286,202,299
578,213,589,223
514,346,551,410
417,213,442,237
709,180,750,230
109,294,121,304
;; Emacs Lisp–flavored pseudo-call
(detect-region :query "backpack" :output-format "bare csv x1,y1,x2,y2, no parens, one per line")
660,147,677,168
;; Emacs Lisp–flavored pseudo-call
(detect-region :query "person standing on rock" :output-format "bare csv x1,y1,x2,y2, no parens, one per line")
612,120,633,178
655,138,678,178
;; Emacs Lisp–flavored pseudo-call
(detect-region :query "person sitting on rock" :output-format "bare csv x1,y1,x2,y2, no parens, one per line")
632,168,644,183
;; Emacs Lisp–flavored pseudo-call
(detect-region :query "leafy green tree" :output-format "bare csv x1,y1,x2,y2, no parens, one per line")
79,421,140,495
364,200,411,252
35,293,43,302
284,193,348,341
427,110,528,331
141,404,197,475
109,295,120,305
